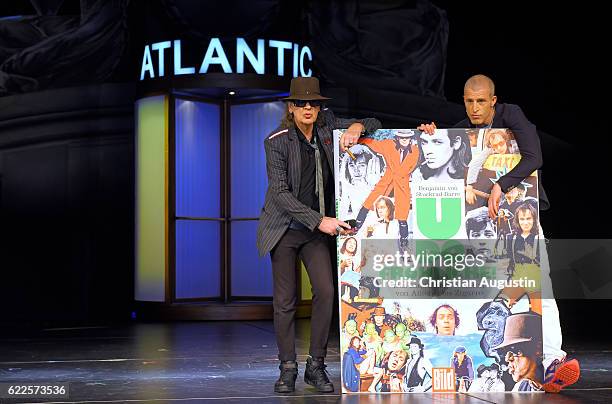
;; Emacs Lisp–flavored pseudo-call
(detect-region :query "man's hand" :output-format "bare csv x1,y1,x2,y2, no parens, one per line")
465,184,477,205
488,183,502,219
340,122,365,151
318,216,351,236
417,121,437,135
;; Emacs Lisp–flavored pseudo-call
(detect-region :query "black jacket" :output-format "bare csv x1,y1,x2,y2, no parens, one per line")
455,103,549,210
256,109,381,256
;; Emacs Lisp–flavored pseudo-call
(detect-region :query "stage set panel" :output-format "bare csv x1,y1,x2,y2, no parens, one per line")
135,96,314,307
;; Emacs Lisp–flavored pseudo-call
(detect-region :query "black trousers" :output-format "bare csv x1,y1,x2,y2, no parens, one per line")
270,228,335,362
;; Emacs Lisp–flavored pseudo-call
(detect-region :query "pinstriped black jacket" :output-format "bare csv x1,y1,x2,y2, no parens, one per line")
256,109,381,256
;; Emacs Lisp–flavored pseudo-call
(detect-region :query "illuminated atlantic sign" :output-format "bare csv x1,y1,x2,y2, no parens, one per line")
140,38,313,81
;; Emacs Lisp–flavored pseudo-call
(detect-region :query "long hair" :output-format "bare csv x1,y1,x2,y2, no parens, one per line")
418,130,472,180
340,237,358,255
512,203,539,235
373,195,395,221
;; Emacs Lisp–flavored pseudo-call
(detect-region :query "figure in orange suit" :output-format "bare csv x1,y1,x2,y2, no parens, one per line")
354,130,420,244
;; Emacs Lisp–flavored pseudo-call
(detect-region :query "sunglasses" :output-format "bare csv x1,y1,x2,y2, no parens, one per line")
504,350,525,361
291,100,323,108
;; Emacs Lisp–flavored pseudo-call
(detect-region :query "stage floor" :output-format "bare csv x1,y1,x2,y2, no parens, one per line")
0,320,610,403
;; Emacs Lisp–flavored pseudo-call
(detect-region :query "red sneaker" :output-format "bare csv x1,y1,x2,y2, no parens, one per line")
542,358,580,393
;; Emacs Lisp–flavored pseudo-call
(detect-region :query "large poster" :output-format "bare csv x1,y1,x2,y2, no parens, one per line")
335,128,543,394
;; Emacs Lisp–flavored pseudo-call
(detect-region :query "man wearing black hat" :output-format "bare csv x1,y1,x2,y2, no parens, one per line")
256,76,381,393
485,363,505,392
493,313,544,392
401,336,432,392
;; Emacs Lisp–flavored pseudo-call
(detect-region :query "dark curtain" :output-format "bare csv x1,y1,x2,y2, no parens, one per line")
306,0,448,97
0,0,129,95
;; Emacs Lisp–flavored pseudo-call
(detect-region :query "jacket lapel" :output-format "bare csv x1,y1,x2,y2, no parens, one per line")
288,126,301,197
319,126,334,170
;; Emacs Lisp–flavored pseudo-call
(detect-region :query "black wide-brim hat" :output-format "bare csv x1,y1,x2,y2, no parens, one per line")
493,313,542,351
282,76,331,101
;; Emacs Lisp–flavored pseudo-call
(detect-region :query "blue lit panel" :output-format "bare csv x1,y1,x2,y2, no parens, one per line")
175,99,220,218
231,221,272,296
175,220,220,299
230,101,284,218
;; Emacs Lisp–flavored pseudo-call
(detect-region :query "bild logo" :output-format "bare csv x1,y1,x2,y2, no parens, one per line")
432,367,455,393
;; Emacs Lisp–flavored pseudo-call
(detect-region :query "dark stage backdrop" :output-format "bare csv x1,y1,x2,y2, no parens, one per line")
0,1,608,329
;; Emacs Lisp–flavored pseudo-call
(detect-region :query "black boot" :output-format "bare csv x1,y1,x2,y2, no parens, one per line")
304,356,334,393
274,360,298,393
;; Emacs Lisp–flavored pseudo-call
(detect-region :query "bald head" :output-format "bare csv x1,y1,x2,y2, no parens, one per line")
463,75,497,125
464,75,495,97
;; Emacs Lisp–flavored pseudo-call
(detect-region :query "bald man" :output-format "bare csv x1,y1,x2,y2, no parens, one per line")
420,75,548,217
419,75,580,393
